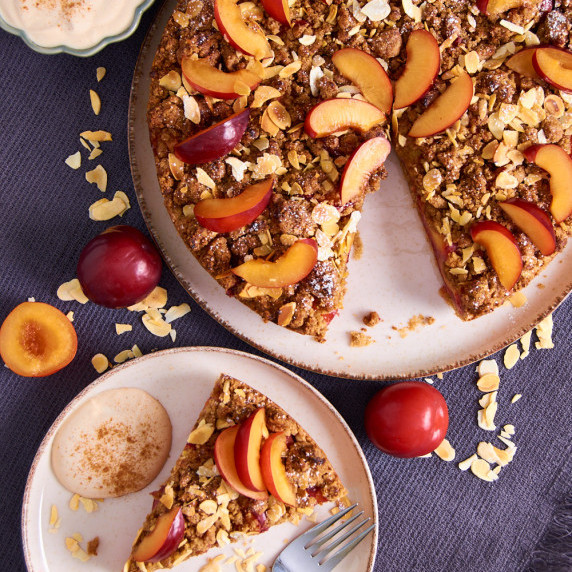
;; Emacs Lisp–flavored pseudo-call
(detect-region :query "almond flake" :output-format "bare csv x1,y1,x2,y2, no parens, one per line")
495,170,518,189
132,344,143,358
91,353,110,373
199,500,218,515
434,439,455,461
477,372,500,392
500,19,525,35
535,313,554,349
89,90,101,115
261,108,280,136
299,34,316,45
188,421,215,445
142,312,172,337
309,66,324,97
89,191,130,220
477,442,502,465
225,157,249,182
85,165,107,192
504,424,515,435
168,153,185,180
464,50,480,74
470,458,498,482
134,286,168,310
164,303,191,323
49,505,59,527
479,390,497,408
277,302,296,327
279,60,302,78
57,278,89,304
80,130,112,142
96,67,106,82
65,151,82,170
267,100,291,130
520,330,532,359
504,343,520,369
197,514,218,535
477,359,499,376
88,148,103,160
114,349,135,363
402,0,421,22
196,167,216,190
361,0,390,21
458,453,478,471
173,10,190,27
115,323,132,335
511,393,522,404
182,94,200,124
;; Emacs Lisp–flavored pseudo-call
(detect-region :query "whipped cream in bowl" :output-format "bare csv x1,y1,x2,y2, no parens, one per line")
0,0,156,56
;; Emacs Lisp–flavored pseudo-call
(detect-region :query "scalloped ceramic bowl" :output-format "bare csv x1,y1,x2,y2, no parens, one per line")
0,0,156,56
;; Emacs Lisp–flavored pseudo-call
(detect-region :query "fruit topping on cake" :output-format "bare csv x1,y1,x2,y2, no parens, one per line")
181,58,262,99
408,71,474,138
174,110,250,165
126,374,346,570
332,48,393,115
194,177,274,233
393,29,441,110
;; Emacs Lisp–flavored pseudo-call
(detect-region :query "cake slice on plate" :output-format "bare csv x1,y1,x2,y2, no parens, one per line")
125,374,346,570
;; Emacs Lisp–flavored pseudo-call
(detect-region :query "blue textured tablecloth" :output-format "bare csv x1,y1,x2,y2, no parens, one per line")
0,4,570,570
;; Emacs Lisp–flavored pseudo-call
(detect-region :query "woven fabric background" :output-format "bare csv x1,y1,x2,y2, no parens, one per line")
0,3,570,570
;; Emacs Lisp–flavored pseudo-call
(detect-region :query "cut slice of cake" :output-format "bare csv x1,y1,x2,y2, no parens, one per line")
125,374,346,570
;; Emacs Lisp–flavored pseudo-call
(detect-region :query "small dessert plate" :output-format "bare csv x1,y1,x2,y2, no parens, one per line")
22,347,377,572
0,0,156,56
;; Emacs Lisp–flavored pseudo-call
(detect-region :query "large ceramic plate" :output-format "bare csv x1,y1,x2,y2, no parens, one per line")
22,347,377,572
128,0,572,380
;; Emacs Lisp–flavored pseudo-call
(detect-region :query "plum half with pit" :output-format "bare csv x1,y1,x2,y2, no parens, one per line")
77,225,162,308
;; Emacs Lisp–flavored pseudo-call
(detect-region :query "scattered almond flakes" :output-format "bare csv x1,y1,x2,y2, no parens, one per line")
434,439,455,461
65,151,82,170
509,291,527,307
458,453,478,471
57,278,89,304
477,372,500,392
198,554,225,572
67,310,75,321
470,458,498,482
164,303,191,323
91,353,110,373
89,191,130,221
96,67,106,82
80,130,112,142
477,359,499,377
535,314,554,349
69,493,80,511
520,330,532,359
88,147,103,160
142,310,172,337
349,331,375,347
114,349,135,363
115,323,132,335
511,393,522,404
188,420,215,445
65,535,92,562
504,343,520,369
89,90,101,115
79,496,99,513
85,164,108,192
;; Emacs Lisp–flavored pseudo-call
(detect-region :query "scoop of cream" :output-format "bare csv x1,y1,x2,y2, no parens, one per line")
51,388,172,498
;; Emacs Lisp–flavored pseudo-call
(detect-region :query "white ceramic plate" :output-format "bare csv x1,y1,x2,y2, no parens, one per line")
128,0,572,380
0,0,155,56
22,347,377,572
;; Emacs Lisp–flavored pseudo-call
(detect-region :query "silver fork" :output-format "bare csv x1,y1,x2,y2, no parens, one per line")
272,504,375,572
